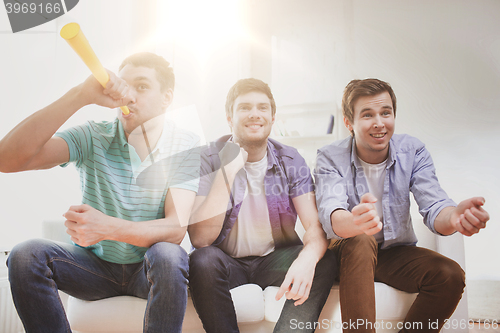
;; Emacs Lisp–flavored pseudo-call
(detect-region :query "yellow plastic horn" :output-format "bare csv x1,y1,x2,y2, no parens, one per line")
60,23,130,115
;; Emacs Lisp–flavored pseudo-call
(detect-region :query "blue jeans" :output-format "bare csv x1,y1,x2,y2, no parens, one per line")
189,245,337,333
6,239,189,333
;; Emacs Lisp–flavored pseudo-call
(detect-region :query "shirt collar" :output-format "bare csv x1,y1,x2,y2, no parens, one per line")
350,135,396,170
214,135,281,171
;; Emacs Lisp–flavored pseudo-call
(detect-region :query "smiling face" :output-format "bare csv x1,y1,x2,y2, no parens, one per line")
345,91,395,164
228,91,275,147
117,65,172,137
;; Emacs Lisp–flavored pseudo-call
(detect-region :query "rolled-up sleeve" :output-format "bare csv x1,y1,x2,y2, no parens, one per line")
314,150,350,240
409,144,456,234
287,151,314,198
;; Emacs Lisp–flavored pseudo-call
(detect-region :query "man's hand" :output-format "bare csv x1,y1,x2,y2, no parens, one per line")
352,193,382,235
450,197,489,236
275,255,316,306
78,70,135,109
63,204,118,247
219,141,248,176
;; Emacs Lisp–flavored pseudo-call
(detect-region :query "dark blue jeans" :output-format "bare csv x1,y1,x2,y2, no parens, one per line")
6,239,189,333
189,245,337,333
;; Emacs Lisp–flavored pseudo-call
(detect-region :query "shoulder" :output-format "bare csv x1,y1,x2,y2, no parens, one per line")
390,134,426,154
164,120,201,147
267,138,303,162
316,136,353,167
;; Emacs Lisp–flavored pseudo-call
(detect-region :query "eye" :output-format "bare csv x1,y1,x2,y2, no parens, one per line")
137,84,149,91
259,105,269,111
362,113,372,118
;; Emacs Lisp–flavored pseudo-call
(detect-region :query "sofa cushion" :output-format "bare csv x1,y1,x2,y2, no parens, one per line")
66,284,266,332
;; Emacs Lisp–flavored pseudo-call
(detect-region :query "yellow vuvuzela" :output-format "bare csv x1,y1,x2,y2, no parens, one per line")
60,22,130,115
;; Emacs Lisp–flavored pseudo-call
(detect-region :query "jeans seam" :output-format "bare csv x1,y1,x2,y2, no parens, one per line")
144,254,153,332
46,265,72,333
48,257,120,286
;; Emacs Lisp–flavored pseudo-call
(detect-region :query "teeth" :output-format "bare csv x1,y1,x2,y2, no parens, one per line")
372,133,385,138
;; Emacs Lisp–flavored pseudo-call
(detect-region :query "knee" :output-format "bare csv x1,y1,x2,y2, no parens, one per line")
145,242,188,273
189,246,225,269
342,234,377,259
7,239,54,281
427,257,466,294
8,239,52,268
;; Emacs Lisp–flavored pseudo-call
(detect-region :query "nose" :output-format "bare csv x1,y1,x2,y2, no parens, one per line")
248,106,261,119
373,115,384,128
126,88,137,105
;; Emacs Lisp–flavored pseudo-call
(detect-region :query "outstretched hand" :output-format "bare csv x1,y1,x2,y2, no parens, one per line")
450,197,489,236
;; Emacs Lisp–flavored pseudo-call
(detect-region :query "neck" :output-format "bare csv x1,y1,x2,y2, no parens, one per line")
126,122,164,162
355,146,389,164
233,136,268,162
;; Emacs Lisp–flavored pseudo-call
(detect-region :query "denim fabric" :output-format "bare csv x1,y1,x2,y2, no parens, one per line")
189,245,336,333
7,239,188,333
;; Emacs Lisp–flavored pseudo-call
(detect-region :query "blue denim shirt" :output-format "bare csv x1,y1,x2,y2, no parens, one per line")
314,134,456,249
198,135,314,249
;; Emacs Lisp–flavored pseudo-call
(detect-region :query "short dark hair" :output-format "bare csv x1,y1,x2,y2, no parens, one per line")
119,52,174,92
225,78,276,118
342,78,397,133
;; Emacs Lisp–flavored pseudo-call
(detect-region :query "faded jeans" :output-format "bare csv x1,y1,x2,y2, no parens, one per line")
189,245,337,333
7,239,188,333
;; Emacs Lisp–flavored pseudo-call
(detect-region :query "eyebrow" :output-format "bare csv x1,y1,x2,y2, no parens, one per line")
359,105,393,114
133,76,153,83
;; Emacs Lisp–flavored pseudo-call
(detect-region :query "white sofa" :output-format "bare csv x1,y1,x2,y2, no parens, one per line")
42,210,469,333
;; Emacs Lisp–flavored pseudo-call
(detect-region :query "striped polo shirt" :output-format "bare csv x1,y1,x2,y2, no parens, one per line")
55,118,200,264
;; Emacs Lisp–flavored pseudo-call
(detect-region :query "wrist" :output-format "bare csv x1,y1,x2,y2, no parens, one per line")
69,84,92,109
107,216,126,242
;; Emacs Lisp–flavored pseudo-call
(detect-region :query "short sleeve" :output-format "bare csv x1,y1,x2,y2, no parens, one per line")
196,147,218,197
168,136,201,193
286,151,314,198
54,123,93,168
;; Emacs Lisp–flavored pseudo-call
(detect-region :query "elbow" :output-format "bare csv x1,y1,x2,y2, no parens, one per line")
187,230,214,249
170,227,188,246
0,162,20,173
189,235,213,249
191,240,213,249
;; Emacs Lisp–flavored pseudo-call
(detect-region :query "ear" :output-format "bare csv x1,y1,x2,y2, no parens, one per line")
227,115,233,128
162,88,174,109
343,116,353,132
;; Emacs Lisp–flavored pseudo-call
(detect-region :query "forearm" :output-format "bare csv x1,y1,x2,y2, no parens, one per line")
300,223,329,263
433,206,457,236
0,86,86,172
188,168,237,248
330,209,364,239
109,216,187,247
